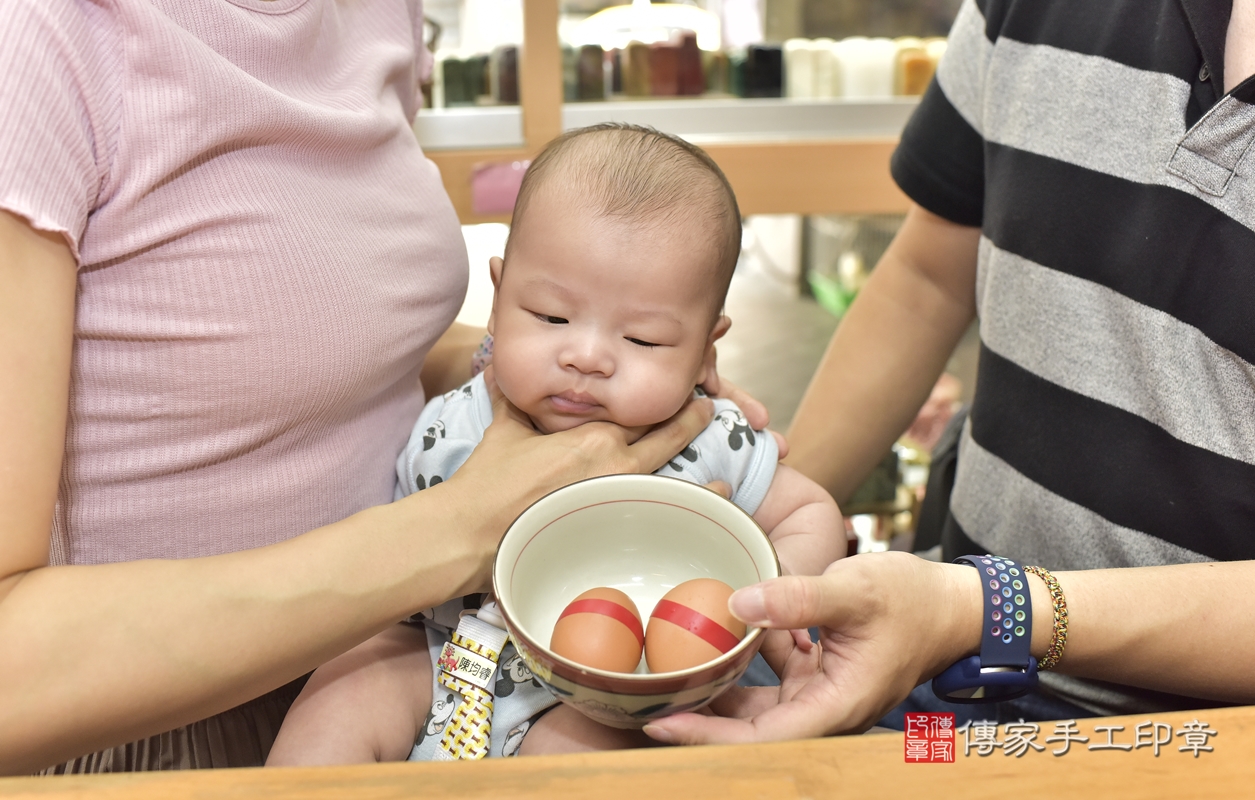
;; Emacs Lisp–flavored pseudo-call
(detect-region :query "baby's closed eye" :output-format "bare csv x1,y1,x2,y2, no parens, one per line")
532,312,568,324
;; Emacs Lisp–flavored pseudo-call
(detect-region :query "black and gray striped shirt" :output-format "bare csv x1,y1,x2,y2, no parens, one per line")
892,0,1253,714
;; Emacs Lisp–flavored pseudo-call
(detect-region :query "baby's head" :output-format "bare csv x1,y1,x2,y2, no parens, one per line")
488,123,741,436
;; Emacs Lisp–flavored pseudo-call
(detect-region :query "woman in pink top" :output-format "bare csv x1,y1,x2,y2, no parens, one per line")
0,0,732,774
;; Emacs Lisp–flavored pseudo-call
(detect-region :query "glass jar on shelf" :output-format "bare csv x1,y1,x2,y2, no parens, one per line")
426,0,524,109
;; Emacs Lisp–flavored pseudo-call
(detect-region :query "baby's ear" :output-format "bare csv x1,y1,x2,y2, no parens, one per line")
708,314,732,345
489,256,505,289
487,256,505,334
697,315,732,386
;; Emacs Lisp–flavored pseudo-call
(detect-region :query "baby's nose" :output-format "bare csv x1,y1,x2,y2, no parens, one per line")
560,337,614,376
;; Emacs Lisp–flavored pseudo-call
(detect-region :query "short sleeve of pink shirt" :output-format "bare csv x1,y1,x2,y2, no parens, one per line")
0,0,468,565
0,1,115,256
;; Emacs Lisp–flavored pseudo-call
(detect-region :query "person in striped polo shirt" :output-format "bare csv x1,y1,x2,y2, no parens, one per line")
642,0,1255,743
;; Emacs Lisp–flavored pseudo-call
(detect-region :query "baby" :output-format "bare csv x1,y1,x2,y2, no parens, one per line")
267,124,842,764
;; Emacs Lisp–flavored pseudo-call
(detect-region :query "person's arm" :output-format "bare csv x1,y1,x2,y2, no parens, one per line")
784,204,981,504
644,554,1255,744
419,321,486,399
751,465,844,578
0,210,75,597
0,210,715,775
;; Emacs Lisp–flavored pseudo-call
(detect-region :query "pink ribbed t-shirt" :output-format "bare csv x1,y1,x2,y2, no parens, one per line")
0,0,468,564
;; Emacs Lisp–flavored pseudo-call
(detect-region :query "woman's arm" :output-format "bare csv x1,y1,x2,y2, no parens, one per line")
0,210,75,592
645,555,1255,744
784,204,981,504
0,212,715,775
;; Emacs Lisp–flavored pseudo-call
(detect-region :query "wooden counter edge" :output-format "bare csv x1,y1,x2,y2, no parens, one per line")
6,706,1250,799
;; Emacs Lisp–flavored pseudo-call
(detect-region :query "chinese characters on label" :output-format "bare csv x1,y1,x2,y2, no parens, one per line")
436,641,497,690
904,714,1217,762
456,656,489,679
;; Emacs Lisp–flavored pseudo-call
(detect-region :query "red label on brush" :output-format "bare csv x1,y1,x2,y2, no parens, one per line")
558,599,645,647
650,599,741,654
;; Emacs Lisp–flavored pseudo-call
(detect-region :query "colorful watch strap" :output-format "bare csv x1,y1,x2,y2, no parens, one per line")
956,554,1033,669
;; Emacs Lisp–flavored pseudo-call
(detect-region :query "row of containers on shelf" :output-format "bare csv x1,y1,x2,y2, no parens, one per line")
430,34,948,109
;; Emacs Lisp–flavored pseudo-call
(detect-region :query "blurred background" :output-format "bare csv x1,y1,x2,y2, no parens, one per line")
419,0,975,557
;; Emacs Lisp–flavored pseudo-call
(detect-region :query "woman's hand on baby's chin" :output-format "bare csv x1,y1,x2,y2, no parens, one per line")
449,367,716,542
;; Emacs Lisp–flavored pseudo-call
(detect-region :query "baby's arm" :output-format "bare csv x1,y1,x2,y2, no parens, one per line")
751,464,844,578
267,623,431,765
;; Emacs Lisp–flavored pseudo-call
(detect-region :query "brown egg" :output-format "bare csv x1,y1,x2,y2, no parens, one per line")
645,578,746,673
549,587,644,673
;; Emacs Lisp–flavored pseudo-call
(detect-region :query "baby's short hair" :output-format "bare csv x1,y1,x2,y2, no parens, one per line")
506,124,742,318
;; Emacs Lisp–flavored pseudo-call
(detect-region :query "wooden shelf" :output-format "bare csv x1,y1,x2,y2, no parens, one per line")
417,98,917,150
424,0,911,224
415,107,524,151
560,96,918,143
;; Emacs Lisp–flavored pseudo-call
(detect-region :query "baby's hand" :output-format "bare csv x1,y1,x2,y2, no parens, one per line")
790,628,814,653
704,480,732,500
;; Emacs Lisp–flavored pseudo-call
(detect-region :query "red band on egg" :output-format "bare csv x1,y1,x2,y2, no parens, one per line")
558,599,645,647
650,599,741,654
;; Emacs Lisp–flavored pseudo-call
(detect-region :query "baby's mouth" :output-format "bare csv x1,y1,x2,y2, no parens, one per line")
548,391,600,413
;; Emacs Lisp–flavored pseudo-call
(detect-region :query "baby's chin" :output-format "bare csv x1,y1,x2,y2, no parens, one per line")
526,410,654,443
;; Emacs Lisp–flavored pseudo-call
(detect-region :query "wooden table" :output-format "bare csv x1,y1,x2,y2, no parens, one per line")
6,707,1250,799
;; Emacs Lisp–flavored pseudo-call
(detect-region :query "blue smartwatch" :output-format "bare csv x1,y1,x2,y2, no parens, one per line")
932,554,1039,703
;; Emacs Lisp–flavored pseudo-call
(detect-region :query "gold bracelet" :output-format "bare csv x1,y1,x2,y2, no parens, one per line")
1023,565,1068,671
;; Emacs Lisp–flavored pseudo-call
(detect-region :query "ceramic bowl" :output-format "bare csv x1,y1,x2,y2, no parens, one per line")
492,473,780,729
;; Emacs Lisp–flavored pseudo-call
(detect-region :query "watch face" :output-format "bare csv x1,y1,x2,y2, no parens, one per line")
946,685,988,701
932,657,1039,704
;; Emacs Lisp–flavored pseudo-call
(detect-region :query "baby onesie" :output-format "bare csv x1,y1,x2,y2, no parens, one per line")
399,373,778,759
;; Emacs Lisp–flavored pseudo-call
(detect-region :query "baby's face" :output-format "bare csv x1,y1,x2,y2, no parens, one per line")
488,190,727,437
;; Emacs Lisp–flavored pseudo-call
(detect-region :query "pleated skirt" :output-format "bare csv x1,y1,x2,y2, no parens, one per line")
37,674,308,774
